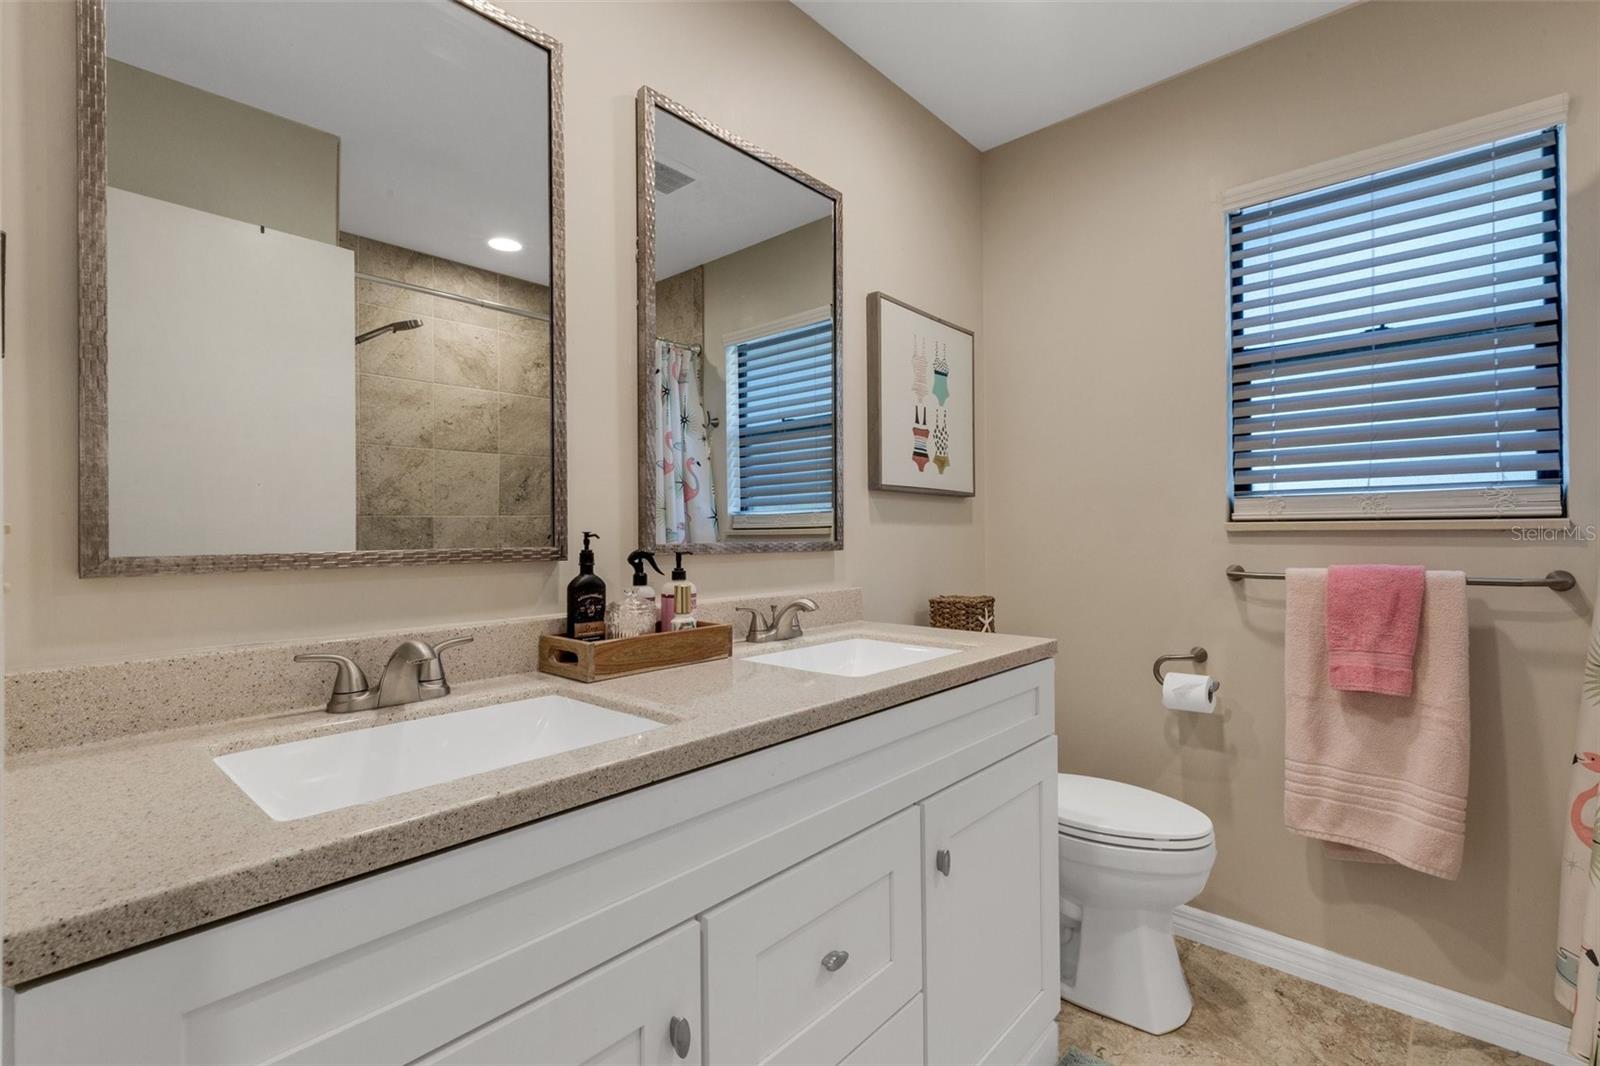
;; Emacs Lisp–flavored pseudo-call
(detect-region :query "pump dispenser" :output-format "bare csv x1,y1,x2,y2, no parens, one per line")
659,551,697,630
566,531,606,641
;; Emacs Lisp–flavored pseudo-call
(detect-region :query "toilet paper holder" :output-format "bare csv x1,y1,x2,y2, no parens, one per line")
1152,646,1209,686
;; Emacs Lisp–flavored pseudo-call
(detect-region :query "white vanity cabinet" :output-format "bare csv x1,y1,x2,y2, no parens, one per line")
7,660,1058,1066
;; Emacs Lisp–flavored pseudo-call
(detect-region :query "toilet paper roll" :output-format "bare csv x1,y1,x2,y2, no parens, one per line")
1162,672,1217,713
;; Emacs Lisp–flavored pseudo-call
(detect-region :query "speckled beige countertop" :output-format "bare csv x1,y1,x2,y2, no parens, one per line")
3,621,1055,987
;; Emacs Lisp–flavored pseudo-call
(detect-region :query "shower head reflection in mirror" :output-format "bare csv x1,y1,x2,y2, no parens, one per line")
354,320,423,347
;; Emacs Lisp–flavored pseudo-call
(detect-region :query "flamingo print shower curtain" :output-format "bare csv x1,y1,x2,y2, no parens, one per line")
1558,594,1600,1062
654,340,719,545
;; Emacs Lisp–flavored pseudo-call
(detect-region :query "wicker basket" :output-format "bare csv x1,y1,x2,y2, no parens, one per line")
929,594,996,633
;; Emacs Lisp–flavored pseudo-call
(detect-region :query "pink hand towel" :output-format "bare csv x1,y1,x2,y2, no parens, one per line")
1326,564,1426,696
1284,568,1470,879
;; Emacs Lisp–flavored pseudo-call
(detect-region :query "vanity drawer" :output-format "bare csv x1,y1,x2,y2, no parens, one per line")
415,922,702,1066
840,994,924,1066
701,808,923,1066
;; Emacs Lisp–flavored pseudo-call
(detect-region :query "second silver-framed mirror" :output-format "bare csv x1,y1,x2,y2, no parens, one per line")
636,87,842,554
78,0,566,576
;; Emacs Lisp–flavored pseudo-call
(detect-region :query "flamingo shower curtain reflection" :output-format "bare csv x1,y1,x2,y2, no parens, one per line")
654,340,720,545
1558,583,1600,1062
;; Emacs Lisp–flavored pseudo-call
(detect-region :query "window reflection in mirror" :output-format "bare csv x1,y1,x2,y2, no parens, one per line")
98,0,557,562
648,105,838,549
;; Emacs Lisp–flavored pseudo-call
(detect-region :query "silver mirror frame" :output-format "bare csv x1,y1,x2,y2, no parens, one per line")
75,0,568,576
635,86,843,555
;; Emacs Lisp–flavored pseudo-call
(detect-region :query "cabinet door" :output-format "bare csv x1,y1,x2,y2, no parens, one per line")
416,922,703,1066
921,739,1059,1066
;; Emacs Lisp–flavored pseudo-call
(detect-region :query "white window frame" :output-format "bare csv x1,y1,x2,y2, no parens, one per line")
723,305,835,536
1222,96,1570,529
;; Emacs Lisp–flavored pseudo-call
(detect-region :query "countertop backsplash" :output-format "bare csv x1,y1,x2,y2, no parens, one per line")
4,587,865,755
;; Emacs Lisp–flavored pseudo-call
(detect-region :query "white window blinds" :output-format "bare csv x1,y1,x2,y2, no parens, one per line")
732,318,835,515
1229,126,1565,521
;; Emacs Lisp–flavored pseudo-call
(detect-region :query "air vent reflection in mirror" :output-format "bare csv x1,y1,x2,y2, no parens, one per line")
655,161,697,194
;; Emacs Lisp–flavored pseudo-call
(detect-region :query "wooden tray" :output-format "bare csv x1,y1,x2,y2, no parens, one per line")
537,623,733,683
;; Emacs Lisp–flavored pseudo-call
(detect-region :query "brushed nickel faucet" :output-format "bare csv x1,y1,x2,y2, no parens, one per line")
294,637,473,713
736,598,818,644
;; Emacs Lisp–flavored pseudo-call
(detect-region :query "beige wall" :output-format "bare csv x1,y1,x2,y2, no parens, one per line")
1,1,982,670
981,1,1599,1019
107,59,340,244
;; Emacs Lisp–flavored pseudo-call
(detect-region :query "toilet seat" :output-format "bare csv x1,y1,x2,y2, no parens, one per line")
1059,827,1217,877
1057,774,1214,852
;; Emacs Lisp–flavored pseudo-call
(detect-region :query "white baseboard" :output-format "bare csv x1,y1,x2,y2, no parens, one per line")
1172,906,1574,1065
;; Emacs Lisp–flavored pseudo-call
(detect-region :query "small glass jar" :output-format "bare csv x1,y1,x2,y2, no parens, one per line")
606,592,658,639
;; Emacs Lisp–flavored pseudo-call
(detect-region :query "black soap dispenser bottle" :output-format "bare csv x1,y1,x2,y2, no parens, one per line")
566,531,607,642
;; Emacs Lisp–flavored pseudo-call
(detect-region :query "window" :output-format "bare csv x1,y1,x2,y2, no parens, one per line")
728,315,835,528
1228,121,1565,521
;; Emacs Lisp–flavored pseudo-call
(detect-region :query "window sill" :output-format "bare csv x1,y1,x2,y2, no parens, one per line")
728,512,835,537
1226,517,1572,534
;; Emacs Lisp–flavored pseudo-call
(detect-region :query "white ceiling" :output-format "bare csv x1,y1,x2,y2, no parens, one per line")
653,108,834,280
795,0,1351,151
106,0,552,284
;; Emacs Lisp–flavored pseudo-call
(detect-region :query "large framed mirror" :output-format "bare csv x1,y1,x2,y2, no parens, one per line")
77,0,565,576
636,88,842,554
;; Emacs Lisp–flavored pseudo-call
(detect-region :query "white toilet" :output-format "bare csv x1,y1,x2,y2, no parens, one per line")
1056,773,1216,1035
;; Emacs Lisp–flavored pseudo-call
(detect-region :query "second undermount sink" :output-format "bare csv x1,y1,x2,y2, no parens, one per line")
746,637,958,677
215,696,663,821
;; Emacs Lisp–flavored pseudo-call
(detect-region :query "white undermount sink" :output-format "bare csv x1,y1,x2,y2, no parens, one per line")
214,696,663,821
746,637,958,677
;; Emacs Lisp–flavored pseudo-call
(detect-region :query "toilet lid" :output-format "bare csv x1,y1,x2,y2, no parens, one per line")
1056,774,1213,843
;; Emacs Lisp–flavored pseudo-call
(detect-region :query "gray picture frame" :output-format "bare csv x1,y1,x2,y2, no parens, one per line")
75,0,568,576
867,291,977,498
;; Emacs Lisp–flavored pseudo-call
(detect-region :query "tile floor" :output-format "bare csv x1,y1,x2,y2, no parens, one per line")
1056,940,1545,1065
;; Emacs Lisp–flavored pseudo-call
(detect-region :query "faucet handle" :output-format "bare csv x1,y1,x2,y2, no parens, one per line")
294,653,370,695
294,654,373,713
735,606,772,643
417,636,473,685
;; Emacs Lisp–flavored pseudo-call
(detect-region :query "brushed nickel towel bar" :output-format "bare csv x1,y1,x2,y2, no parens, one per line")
1226,564,1577,592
